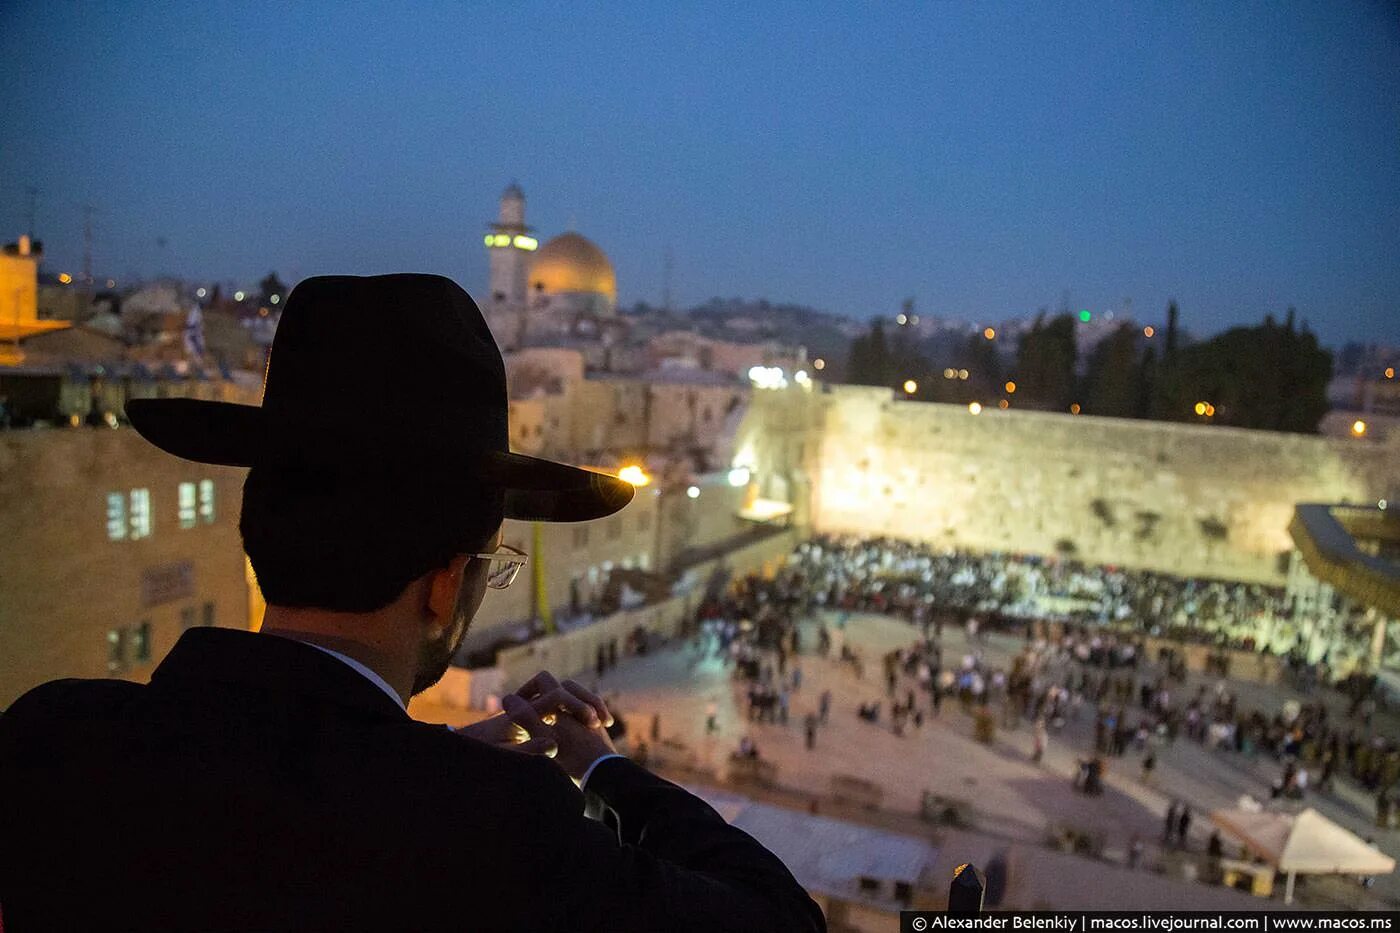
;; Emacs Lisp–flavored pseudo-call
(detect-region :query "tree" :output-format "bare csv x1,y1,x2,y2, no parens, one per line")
1082,323,1141,417
846,319,894,387
1015,313,1077,410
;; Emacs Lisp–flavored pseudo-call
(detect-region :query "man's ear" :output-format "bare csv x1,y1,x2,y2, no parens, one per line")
426,555,472,624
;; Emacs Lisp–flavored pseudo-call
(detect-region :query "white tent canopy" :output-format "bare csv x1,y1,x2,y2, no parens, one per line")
1211,807,1395,903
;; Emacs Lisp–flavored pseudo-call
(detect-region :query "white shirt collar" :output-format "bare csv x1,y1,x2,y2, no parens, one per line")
295,640,406,711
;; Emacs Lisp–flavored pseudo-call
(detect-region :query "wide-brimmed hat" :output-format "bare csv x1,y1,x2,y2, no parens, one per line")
125,273,633,522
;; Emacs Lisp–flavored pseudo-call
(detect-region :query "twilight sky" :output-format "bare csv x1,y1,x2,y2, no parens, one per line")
2,1,1398,345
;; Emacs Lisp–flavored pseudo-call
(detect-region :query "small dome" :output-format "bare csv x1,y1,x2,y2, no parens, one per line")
530,233,616,300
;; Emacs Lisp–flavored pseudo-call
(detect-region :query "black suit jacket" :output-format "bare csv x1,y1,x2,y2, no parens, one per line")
0,627,824,932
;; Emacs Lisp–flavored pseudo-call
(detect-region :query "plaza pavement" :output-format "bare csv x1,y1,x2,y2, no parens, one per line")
588,611,1400,910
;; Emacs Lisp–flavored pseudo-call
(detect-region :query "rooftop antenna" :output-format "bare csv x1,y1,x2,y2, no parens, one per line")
663,243,674,313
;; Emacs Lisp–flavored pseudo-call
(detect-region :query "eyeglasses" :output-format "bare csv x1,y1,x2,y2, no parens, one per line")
468,543,529,590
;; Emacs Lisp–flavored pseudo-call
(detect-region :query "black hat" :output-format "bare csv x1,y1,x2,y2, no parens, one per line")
125,274,634,522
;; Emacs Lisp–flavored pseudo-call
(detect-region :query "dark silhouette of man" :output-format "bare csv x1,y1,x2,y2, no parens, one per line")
0,275,824,932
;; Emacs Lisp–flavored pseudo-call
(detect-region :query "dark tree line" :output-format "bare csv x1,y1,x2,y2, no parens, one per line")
843,301,1334,433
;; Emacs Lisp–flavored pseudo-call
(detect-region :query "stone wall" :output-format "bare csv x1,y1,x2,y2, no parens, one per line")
809,387,1400,584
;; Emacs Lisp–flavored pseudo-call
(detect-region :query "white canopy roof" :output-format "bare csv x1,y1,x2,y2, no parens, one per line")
1212,807,1396,876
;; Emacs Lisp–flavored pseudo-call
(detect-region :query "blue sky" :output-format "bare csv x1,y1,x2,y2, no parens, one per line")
2,1,1397,345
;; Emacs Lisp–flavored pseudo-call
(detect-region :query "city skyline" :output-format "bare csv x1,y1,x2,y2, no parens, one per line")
2,2,1399,346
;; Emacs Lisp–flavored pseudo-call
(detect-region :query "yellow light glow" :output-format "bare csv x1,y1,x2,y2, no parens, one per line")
999,399,1009,410
1004,381,1016,394
58,273,72,284
896,313,908,325
968,401,982,415
1070,403,1081,415
813,358,825,370
1143,326,1155,338
234,291,246,302
617,465,651,486
1205,404,1216,417
483,235,493,247
1352,420,1368,437
513,235,538,251
1386,367,1395,380
943,368,955,379
1194,402,1207,416
958,369,969,380
903,379,918,394
983,327,995,340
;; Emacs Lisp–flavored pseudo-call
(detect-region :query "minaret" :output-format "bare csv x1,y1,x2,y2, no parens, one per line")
485,182,536,310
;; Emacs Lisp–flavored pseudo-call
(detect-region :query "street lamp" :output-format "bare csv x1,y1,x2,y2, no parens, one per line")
903,379,918,395
1352,420,1368,437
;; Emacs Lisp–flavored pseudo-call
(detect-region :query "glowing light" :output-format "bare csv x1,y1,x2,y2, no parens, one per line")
617,465,651,486
813,358,826,371
1070,403,1081,415
483,235,494,247
103,411,119,429
958,369,968,380
968,401,982,415
983,327,996,340
747,366,788,389
686,485,700,499
1351,419,1368,437
1194,402,1207,416
58,273,72,284
1379,499,1387,510
896,313,908,325
513,235,538,251
903,379,918,395
234,291,246,302
68,413,80,427
998,399,1009,410
269,294,280,305
943,368,956,379
728,466,751,488
258,308,269,317
1004,381,1016,394
1079,310,1092,323
105,279,115,288
196,287,207,298
1205,404,1216,417
1143,326,1155,338
909,315,920,325
1386,367,1395,380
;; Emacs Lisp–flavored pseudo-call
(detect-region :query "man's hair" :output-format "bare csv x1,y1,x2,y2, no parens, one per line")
240,467,504,612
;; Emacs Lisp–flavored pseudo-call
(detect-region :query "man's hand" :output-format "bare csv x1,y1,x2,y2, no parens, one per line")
453,671,612,760
548,711,619,782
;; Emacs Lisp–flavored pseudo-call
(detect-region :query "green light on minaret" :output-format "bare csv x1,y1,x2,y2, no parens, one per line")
1079,309,1092,323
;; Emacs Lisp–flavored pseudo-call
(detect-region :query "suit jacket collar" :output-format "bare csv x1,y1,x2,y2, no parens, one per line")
151,627,411,722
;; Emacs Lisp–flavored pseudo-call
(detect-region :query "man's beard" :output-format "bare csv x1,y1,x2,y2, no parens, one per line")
410,593,472,697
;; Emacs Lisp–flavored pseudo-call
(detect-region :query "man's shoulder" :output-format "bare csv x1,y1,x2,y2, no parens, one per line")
2,677,143,729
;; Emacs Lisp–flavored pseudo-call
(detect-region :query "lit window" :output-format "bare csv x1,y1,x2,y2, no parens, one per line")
178,482,197,529
132,621,151,663
198,479,215,524
107,629,126,672
107,493,127,541
129,489,152,540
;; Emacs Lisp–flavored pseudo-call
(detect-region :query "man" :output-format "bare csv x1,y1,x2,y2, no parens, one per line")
0,275,824,932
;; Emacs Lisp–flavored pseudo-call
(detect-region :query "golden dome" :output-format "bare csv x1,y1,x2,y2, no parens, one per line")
530,233,616,300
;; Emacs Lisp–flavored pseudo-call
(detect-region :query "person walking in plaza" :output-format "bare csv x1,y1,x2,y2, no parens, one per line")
1032,716,1047,764
804,712,819,750
1164,800,1180,845
706,698,720,735
1177,804,1193,850
819,688,832,725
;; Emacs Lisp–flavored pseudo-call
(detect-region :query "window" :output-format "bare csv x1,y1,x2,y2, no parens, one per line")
198,479,215,524
180,606,197,630
129,488,152,540
572,526,590,550
178,482,197,529
132,622,152,663
106,628,126,672
107,493,127,541
202,601,215,628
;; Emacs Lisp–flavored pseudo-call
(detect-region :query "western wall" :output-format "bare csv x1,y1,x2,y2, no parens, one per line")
747,386,1400,586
